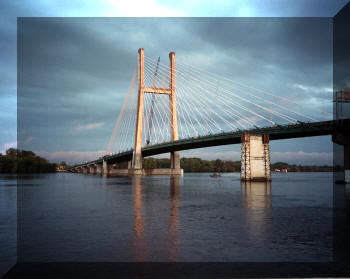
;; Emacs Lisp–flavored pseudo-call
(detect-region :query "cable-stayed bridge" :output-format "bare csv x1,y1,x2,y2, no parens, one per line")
66,49,350,181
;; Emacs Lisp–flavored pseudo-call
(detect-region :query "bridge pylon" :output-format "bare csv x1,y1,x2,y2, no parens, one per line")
130,48,183,175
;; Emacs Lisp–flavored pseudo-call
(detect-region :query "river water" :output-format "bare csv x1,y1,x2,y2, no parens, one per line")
0,172,335,273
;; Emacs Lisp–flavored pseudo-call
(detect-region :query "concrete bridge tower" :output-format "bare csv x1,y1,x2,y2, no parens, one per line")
130,48,182,175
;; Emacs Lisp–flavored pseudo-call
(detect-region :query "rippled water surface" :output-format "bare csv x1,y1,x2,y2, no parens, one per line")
1,172,334,270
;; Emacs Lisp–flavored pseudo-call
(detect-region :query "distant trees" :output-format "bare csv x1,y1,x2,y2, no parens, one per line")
142,157,241,172
100,157,333,172
0,148,57,173
271,161,332,172
57,161,71,170
114,157,332,173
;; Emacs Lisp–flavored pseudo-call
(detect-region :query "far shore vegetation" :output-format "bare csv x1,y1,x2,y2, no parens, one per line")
0,148,333,174
0,148,57,173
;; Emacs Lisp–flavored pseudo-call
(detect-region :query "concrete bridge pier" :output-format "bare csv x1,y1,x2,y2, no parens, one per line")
334,133,350,183
171,151,181,169
103,160,112,175
95,163,103,175
345,144,350,183
82,166,89,174
88,165,96,174
241,134,271,181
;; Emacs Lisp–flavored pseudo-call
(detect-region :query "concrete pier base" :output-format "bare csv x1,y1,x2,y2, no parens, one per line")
95,164,103,175
333,131,350,184
102,160,111,175
241,134,271,181
345,144,350,183
109,169,130,175
108,168,184,176
345,170,350,184
170,151,180,169
88,165,96,174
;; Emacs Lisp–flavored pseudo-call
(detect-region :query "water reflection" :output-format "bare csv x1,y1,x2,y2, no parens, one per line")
132,175,147,261
242,181,271,209
168,176,181,261
242,181,272,241
131,176,182,261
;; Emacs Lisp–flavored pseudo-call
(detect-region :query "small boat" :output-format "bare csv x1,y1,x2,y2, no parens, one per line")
210,172,221,178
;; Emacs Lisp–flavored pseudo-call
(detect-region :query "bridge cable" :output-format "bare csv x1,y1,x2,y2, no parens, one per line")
106,70,136,154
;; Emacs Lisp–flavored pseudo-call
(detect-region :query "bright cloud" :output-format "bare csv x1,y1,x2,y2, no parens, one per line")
291,83,333,94
75,122,104,131
0,141,17,155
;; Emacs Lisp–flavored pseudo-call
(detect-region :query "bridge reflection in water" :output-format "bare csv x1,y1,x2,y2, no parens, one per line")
242,181,271,209
241,181,272,243
130,177,274,261
131,176,181,262
131,176,147,262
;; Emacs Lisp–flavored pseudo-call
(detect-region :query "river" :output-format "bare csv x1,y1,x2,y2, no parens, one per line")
0,171,336,275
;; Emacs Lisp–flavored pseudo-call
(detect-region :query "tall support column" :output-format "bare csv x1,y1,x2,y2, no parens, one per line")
345,143,350,183
332,88,350,183
95,163,103,174
263,134,271,180
88,165,94,174
103,160,110,175
129,48,182,175
241,134,251,180
132,48,145,170
169,51,180,169
241,134,271,181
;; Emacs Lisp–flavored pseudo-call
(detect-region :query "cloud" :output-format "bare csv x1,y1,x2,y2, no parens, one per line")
24,136,37,144
75,122,104,131
291,83,333,94
105,0,181,16
0,141,17,155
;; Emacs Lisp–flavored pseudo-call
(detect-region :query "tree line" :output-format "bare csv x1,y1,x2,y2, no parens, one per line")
0,148,57,173
0,148,333,173
114,157,333,172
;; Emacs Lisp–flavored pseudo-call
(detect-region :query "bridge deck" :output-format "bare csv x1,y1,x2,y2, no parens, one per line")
67,119,349,170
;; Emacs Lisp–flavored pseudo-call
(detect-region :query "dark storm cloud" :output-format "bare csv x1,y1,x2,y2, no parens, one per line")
334,2,350,90
177,18,333,89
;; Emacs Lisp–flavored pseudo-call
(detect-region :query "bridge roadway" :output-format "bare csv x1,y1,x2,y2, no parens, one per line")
67,119,350,170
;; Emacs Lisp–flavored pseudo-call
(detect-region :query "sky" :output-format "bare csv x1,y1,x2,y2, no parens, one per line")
1,0,349,165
